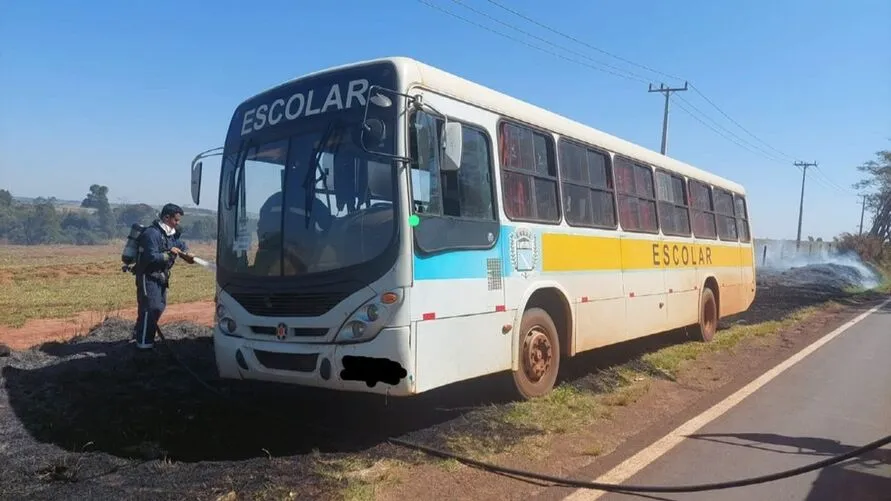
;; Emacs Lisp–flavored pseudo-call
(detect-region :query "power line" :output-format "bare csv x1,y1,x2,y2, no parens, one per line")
414,0,648,83
674,94,790,164
688,84,796,162
475,0,800,167
812,164,859,196
422,0,795,168
446,0,651,84
670,97,790,163
483,0,684,83
672,99,853,200
418,0,860,201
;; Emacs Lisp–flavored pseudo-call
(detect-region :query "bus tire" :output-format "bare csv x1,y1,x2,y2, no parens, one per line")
512,307,560,399
692,286,718,342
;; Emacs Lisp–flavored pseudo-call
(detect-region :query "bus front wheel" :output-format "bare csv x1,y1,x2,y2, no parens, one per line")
692,286,718,342
512,307,561,399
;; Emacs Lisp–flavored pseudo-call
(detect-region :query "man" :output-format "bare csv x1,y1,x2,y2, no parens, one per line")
133,203,195,350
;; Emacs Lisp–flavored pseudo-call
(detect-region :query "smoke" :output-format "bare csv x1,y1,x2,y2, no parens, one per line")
755,239,881,290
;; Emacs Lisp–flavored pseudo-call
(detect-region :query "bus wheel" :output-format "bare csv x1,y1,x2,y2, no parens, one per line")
693,287,718,342
512,307,560,399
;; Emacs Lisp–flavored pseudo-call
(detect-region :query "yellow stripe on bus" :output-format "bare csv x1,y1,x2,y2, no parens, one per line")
541,233,754,272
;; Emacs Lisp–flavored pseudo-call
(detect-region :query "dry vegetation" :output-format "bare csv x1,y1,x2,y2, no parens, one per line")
0,240,889,500
0,243,217,327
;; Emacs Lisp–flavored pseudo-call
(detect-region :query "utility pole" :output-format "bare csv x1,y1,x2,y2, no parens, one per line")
859,194,867,235
794,161,817,250
648,81,688,155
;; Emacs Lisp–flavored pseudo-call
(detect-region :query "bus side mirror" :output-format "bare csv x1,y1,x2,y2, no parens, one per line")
191,160,203,205
441,121,463,172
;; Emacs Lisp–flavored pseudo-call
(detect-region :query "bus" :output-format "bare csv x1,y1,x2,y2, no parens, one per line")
188,57,756,400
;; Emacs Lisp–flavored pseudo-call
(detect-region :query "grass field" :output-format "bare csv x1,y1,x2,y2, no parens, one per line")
0,243,217,328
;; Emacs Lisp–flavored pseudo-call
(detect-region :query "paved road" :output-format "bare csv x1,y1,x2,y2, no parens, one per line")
569,300,891,501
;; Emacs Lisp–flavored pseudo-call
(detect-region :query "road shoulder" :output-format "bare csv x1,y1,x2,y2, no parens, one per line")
375,293,889,501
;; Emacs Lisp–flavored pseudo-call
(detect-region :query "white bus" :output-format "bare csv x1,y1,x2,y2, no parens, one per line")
189,57,755,400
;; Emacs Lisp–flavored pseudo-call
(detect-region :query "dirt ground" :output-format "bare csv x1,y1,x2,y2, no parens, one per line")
0,301,214,351
0,264,886,501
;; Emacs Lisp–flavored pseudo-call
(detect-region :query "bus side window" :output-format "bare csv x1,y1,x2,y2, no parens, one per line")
443,127,495,220
499,121,560,223
689,180,717,239
655,170,691,236
408,111,496,221
558,139,616,229
408,109,500,254
734,194,751,242
713,188,739,241
614,156,658,233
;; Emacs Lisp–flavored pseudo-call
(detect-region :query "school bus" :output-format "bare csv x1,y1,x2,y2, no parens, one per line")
189,57,755,399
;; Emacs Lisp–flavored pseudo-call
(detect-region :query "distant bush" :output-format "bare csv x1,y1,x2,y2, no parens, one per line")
835,233,889,266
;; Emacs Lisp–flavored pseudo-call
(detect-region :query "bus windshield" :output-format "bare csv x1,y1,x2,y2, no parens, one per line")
218,122,398,277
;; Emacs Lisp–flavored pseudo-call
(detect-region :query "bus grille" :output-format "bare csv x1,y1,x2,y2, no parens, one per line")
230,291,351,317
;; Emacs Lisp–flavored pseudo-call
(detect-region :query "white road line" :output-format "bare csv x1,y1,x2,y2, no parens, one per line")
563,297,891,501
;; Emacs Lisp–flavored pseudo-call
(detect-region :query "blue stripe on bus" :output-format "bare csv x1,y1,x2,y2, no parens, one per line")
413,226,515,281
413,247,500,280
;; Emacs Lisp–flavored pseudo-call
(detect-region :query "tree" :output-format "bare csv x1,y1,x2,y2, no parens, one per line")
0,189,12,207
61,212,93,231
21,198,62,244
81,184,109,209
853,147,891,244
116,203,157,228
81,184,114,238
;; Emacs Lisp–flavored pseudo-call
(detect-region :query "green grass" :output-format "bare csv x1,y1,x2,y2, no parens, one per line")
641,304,827,378
502,385,608,434
0,243,216,327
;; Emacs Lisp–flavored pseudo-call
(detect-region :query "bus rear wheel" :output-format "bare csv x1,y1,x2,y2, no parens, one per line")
512,307,560,399
692,286,718,342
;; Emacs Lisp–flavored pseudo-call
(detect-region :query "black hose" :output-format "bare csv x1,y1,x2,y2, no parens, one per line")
387,434,891,493
157,327,891,494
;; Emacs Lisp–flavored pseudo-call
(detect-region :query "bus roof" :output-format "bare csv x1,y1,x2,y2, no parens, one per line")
244,56,746,194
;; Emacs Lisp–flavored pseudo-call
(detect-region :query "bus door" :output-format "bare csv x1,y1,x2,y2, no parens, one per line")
407,89,510,392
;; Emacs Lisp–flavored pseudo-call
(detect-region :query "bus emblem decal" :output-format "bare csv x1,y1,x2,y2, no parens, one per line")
509,228,538,276
276,323,287,340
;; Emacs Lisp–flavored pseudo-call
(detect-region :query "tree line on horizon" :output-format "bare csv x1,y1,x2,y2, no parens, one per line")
0,184,217,245
0,147,887,249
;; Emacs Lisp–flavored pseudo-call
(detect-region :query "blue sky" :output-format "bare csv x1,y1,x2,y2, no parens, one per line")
1,0,888,240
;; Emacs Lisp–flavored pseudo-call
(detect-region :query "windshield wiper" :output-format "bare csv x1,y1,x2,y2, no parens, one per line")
303,122,338,229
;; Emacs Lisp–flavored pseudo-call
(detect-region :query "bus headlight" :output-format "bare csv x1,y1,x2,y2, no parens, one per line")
334,290,403,343
365,304,380,322
219,317,238,335
216,303,241,337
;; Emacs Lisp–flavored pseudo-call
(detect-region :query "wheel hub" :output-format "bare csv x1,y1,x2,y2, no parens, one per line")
523,328,552,382
705,299,716,331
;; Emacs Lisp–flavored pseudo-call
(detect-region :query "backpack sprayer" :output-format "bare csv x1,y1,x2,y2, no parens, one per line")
121,223,145,273
120,222,216,273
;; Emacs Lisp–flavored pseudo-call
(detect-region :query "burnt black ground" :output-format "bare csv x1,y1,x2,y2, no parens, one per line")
0,265,880,501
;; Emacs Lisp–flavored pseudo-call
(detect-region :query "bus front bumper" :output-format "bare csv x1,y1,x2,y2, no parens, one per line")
212,326,416,396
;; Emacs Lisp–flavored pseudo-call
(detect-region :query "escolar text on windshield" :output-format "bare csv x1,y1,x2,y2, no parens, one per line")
241,79,370,136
